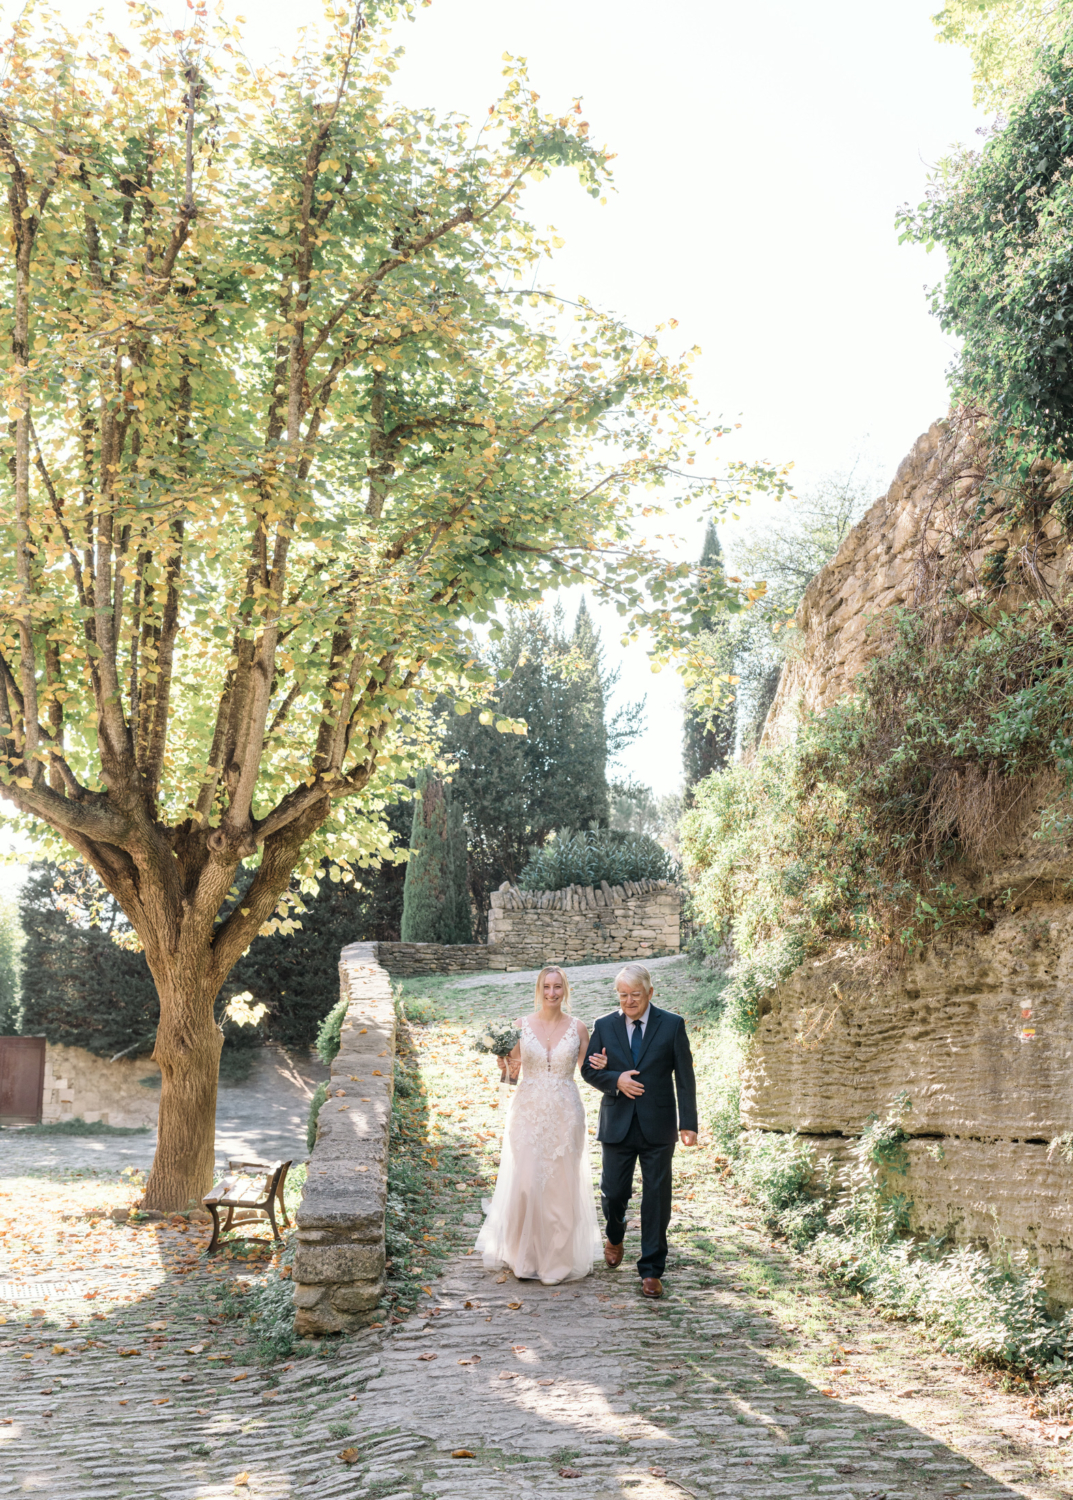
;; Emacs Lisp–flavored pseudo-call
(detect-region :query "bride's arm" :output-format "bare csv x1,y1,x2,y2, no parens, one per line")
500,1018,524,1081
575,1022,590,1071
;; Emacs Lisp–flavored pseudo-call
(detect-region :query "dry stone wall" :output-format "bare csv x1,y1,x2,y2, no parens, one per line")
371,882,683,977
292,942,395,1335
373,942,491,978
751,418,1073,1297
486,878,680,969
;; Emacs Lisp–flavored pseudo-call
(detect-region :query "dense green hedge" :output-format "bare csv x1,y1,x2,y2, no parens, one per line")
519,827,679,891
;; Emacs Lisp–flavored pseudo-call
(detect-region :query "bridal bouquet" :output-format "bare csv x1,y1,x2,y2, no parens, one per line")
471,1019,521,1058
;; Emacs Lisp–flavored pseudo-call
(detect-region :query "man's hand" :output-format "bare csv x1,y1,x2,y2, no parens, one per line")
617,1069,644,1099
679,1130,698,1147
588,1047,608,1070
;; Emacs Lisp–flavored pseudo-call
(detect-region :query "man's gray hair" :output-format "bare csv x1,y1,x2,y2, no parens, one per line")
616,962,653,994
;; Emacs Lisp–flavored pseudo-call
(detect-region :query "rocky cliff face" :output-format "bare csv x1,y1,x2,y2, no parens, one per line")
750,419,1073,1297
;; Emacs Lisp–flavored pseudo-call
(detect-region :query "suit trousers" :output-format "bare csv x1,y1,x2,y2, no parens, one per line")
600,1114,676,1280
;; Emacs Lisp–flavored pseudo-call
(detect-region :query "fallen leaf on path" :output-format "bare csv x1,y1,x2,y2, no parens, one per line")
457,1356,481,1365
497,1371,516,1380
179,1375,193,1384
152,1398,169,1406
147,1321,167,1330
537,1378,554,1386
184,1343,206,1354
559,1468,582,1478
51,1344,66,1355
495,1274,507,1284
231,1372,248,1382
650,1467,667,1477
507,1301,522,1309
894,1388,917,1398
117,1348,140,1357
339,1447,359,1464
417,1352,437,1361
234,1473,249,1487
451,1449,476,1458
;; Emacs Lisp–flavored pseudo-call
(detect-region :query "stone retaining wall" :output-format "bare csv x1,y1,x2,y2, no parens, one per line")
40,1043,160,1128
292,942,395,1335
750,417,1073,1297
486,878,681,969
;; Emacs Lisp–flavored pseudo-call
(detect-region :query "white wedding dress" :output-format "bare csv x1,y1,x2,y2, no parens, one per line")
475,1015,602,1283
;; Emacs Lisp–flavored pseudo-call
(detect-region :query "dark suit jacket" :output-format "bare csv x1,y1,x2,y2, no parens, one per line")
581,1004,698,1145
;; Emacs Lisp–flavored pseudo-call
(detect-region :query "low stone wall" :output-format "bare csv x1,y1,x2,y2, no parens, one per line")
486,879,681,969
374,941,492,978
41,1043,160,1128
292,942,395,1335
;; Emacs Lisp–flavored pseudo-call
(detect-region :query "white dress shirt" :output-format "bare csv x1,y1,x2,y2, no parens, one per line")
616,1005,651,1091
625,1006,651,1050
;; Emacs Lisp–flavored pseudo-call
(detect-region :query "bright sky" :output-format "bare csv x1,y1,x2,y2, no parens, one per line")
27,0,986,802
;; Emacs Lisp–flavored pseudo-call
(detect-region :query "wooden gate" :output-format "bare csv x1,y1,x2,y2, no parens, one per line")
0,1036,45,1124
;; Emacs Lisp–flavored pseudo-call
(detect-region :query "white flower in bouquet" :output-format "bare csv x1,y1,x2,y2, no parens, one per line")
471,1018,521,1057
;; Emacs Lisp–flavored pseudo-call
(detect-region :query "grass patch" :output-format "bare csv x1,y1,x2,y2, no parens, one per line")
7,1117,149,1136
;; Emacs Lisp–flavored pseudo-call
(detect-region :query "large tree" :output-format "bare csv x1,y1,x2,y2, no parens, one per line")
446,601,642,920
901,28,1073,467
0,3,786,1208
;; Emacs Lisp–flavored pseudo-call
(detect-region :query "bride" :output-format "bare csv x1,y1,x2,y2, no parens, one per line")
475,965,602,1283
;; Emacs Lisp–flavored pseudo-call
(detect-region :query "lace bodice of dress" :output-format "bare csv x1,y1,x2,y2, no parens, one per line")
518,1016,579,1082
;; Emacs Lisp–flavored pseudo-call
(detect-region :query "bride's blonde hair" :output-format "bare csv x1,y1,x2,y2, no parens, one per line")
534,965,571,1013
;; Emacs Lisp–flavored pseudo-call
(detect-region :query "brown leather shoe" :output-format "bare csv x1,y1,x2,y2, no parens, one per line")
603,1239,624,1268
641,1277,663,1299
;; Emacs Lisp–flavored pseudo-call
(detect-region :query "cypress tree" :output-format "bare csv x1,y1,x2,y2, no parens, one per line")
400,773,472,943
683,523,737,794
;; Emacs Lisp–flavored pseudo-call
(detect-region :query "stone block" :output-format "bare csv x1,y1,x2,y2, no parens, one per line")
292,1284,327,1310
294,1243,385,1284
330,1281,385,1313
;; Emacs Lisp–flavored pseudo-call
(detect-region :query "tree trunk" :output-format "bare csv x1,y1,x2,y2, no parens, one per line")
142,974,223,1213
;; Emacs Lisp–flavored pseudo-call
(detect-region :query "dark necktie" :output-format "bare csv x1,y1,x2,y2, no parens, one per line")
630,1021,642,1067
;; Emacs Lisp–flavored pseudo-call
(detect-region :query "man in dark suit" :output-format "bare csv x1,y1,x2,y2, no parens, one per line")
581,962,698,1299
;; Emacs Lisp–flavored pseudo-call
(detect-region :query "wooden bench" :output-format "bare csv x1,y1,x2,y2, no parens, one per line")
203,1159,292,1254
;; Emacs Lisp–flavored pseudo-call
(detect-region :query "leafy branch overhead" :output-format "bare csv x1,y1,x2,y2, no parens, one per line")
0,4,786,967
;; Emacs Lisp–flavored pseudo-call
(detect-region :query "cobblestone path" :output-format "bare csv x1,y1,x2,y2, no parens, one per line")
4,959,1071,1499
2,1219,1068,1500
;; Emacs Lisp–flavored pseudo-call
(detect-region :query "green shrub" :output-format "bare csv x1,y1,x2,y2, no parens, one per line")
249,1246,298,1361
307,1081,329,1151
403,996,438,1025
315,997,347,1066
519,827,679,891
